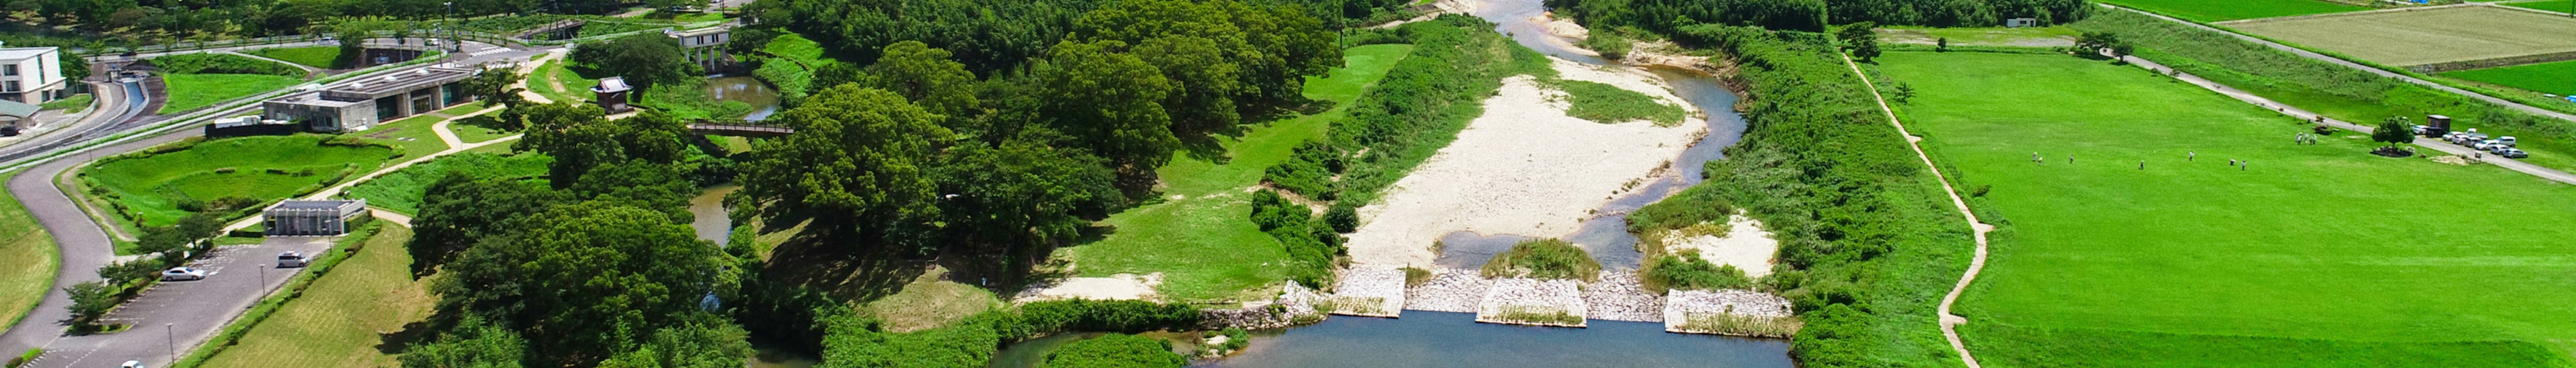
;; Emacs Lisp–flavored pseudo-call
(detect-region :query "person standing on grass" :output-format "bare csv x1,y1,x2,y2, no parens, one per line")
2068,155,2075,164
2241,160,2248,171
2189,151,2196,161
2139,160,2146,170
2034,152,2043,165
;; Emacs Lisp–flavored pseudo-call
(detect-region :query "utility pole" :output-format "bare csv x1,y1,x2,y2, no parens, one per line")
164,323,176,363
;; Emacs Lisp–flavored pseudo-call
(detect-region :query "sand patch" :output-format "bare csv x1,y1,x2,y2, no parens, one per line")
1345,69,1703,268
1012,272,1163,303
1661,215,1778,277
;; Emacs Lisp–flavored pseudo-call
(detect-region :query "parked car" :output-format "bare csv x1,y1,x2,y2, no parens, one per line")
160,267,207,281
2497,136,2518,147
2497,148,2530,159
277,252,309,268
122,360,147,368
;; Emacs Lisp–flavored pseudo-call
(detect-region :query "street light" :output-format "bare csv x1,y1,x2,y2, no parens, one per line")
164,323,175,363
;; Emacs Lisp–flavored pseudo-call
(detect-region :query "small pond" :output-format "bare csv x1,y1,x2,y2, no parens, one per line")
689,184,741,245
706,76,783,121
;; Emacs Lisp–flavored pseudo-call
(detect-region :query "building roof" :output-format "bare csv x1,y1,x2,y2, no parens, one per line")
671,27,728,37
271,199,362,210
594,76,632,93
0,99,35,119
331,67,472,97
0,47,55,61
268,90,371,108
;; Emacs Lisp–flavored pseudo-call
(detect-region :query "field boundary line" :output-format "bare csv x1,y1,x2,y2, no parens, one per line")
2105,4,2576,125
2210,2,2476,25
1841,54,1993,368
2113,54,2576,184
2481,1,2576,16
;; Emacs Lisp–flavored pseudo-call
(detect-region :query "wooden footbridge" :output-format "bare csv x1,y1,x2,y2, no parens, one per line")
688,123,795,138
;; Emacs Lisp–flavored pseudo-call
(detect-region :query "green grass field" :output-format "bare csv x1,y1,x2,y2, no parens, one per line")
528,59,597,104
2506,0,2575,14
2100,0,2366,22
159,74,304,114
357,114,452,158
1072,44,1413,302
2229,6,2576,66
1879,51,2576,367
344,153,552,215
452,123,512,144
39,93,91,113
2443,60,2576,96
863,268,997,333
0,173,58,334
247,46,345,69
87,135,394,226
199,226,428,368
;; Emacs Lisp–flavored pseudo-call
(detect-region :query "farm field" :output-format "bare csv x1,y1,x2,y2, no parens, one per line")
247,46,345,69
2098,0,2366,22
344,153,552,215
159,73,303,114
85,135,395,226
1071,44,1412,302
198,226,428,368
2226,6,2576,66
1878,52,2576,367
0,173,57,333
2505,0,2574,14
2442,59,2576,96
1877,26,2080,47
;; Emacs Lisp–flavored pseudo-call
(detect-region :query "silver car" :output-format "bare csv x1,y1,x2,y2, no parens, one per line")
276,252,309,268
160,267,207,281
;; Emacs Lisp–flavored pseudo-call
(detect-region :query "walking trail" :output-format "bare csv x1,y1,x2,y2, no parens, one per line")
1841,55,1993,368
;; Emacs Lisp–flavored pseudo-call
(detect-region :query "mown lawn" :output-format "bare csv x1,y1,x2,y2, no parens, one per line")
159,74,303,114
248,46,345,69
1880,51,2576,367
863,267,998,333
39,93,91,113
1072,44,1413,302
86,135,394,226
356,114,452,158
2099,0,2367,21
344,153,552,215
0,172,58,333
2443,59,2576,96
528,59,597,104
199,225,429,368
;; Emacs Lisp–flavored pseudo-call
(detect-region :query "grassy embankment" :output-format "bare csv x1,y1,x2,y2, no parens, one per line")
0,172,59,333
39,93,92,113
2094,0,2366,22
2071,10,2576,172
357,114,453,158
752,33,834,102
159,74,302,114
83,135,394,228
246,46,347,69
2443,60,2576,97
195,225,424,368
527,58,598,104
344,153,551,215
1878,51,2576,368
1069,43,1415,302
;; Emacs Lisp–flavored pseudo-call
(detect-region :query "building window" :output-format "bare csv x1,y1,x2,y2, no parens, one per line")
1,64,15,76
3,81,17,92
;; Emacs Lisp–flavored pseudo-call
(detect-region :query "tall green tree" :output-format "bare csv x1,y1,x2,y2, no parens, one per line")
597,314,755,368
739,85,953,252
429,201,730,365
398,317,529,368
511,103,690,188
1031,40,1174,190
571,33,703,90
934,142,1122,278
408,172,568,276
864,41,981,119
461,65,528,113
1131,35,1242,135
2374,116,2413,149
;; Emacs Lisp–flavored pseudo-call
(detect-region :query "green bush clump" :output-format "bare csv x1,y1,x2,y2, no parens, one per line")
1261,140,1343,200
1043,334,1186,368
1640,252,1753,294
1626,184,1735,235
1323,204,1359,233
1581,31,1633,60
817,299,1202,368
1248,189,1345,288
147,53,304,77
1479,239,1600,281
1558,80,1687,126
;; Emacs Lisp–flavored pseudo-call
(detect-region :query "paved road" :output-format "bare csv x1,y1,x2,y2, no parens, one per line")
0,43,557,368
2122,55,2576,184
2109,5,2576,123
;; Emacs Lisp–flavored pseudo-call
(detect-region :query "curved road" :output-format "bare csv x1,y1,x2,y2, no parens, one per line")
0,43,556,368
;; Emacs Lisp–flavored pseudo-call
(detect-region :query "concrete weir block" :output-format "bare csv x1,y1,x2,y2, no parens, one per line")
1663,289,1800,337
1329,267,1405,318
1475,278,1588,327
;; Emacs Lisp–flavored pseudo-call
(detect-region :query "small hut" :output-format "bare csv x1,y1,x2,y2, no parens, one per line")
593,76,634,114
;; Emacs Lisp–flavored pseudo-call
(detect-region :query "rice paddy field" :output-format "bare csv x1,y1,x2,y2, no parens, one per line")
2098,0,2367,22
1876,51,2576,367
85,135,395,226
2442,59,2576,96
2505,0,2575,14
2226,6,2576,66
1071,44,1413,302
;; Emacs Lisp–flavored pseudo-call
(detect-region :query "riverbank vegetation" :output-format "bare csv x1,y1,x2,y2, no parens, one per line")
1545,0,2092,33
1263,16,1551,208
1558,80,1688,126
1878,50,2576,368
1042,333,1187,368
816,299,1200,368
1657,25,1975,367
2070,9,2576,172
1480,239,1600,281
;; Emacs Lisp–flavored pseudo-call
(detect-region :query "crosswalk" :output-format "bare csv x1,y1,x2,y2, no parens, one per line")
469,47,513,57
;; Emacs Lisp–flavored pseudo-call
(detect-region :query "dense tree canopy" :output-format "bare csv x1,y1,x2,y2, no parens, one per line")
572,34,703,90
429,201,733,365
510,103,689,188
864,41,982,119
739,85,953,252
1029,40,1175,188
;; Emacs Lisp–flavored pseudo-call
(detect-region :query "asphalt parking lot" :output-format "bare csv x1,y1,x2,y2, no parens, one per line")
19,237,341,368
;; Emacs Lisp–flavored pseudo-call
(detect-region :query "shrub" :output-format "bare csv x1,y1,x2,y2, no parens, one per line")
9,348,39,368
1558,80,1687,126
1247,190,1311,231
1640,253,1754,294
1626,184,1734,235
1582,31,1632,60
1401,266,1432,287
1480,239,1600,280
1043,334,1186,368
64,281,121,327
1323,204,1359,233
1262,140,1342,199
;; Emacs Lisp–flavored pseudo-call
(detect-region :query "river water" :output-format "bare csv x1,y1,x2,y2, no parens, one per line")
1434,0,1751,270
689,184,741,245
707,75,783,121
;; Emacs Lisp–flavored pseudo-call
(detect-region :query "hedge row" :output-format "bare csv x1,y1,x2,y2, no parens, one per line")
816,299,1200,368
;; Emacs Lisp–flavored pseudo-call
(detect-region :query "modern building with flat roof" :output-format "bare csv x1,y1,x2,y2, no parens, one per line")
261,66,476,132
671,27,731,70
264,199,367,236
0,43,68,104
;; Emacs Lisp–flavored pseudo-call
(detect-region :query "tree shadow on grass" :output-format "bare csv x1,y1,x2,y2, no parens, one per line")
760,224,928,303
375,320,433,354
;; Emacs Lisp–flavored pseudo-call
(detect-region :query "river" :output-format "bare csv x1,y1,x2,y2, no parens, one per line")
707,75,783,121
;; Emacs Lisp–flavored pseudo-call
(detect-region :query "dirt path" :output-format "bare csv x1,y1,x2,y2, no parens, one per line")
1841,55,1993,368
218,106,522,232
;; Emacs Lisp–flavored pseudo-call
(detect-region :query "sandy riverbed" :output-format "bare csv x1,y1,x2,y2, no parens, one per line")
1344,58,1704,268
1661,215,1779,277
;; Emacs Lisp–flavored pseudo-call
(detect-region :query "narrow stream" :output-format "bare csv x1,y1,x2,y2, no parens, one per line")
1437,0,1751,270
689,184,740,245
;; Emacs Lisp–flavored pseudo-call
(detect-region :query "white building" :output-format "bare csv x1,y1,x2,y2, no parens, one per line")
0,43,68,105
670,27,731,70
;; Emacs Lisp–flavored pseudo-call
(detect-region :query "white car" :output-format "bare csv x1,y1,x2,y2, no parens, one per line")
276,252,309,268
160,267,207,281
122,360,147,368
